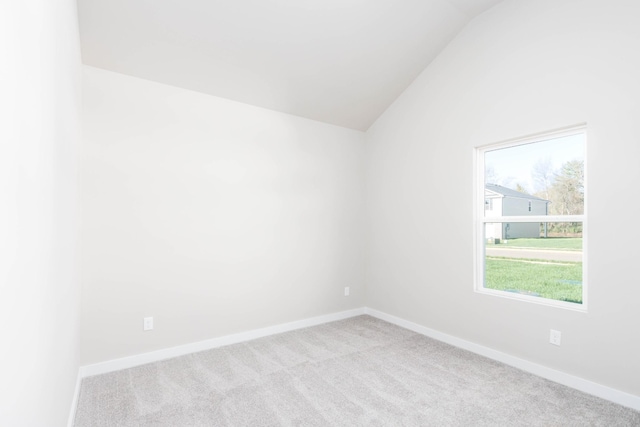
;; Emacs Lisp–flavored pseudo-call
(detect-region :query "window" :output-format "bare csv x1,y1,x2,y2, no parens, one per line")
475,125,586,310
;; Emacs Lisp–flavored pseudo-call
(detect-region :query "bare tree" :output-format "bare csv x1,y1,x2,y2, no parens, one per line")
515,183,529,194
550,160,584,215
532,157,554,200
546,159,584,235
485,164,498,184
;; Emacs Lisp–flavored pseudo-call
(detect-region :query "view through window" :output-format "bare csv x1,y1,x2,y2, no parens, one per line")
476,127,586,308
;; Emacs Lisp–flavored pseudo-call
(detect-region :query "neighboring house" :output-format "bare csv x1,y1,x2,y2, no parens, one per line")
485,184,549,240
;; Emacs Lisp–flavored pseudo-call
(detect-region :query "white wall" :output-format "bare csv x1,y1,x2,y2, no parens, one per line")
366,0,640,396
81,67,366,364
0,1,81,426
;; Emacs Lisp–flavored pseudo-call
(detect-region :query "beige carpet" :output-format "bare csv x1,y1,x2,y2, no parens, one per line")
74,315,640,426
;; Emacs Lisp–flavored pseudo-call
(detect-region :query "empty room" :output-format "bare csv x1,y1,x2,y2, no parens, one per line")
2,0,640,425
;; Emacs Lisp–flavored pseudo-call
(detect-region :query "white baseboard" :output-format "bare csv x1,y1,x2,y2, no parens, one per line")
75,305,639,413
364,307,640,412
80,307,366,378
67,369,82,427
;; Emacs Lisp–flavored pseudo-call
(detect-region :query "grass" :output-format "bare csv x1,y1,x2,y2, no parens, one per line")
485,256,583,304
494,237,582,251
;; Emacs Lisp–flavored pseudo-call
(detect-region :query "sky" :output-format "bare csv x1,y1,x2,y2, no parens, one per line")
485,133,585,194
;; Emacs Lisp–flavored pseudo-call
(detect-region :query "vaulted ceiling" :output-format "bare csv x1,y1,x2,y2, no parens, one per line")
78,0,502,131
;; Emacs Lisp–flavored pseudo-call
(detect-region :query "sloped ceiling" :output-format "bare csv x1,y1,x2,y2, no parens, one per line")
78,0,502,131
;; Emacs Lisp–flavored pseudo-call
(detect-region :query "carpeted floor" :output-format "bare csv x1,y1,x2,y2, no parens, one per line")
74,315,640,426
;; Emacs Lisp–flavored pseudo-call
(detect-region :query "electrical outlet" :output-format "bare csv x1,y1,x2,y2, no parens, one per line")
144,317,153,331
344,287,350,297
549,329,561,346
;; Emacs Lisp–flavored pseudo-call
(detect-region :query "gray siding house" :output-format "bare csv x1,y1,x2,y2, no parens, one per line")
485,184,549,240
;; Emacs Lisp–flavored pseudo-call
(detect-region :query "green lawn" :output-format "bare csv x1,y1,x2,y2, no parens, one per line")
485,257,583,304
494,237,582,251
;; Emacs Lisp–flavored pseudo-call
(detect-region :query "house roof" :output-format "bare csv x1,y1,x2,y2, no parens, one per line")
485,184,549,202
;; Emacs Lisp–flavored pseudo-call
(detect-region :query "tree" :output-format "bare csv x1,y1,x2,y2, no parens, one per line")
485,164,498,185
546,159,584,235
515,183,529,194
531,157,554,200
549,160,584,216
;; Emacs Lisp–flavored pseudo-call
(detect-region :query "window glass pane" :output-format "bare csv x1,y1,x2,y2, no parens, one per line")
484,222,583,304
484,134,585,218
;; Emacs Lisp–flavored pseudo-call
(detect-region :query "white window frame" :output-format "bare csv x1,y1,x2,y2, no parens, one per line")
474,124,588,311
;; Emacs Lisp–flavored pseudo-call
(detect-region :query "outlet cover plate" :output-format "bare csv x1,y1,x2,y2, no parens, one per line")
144,317,153,331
